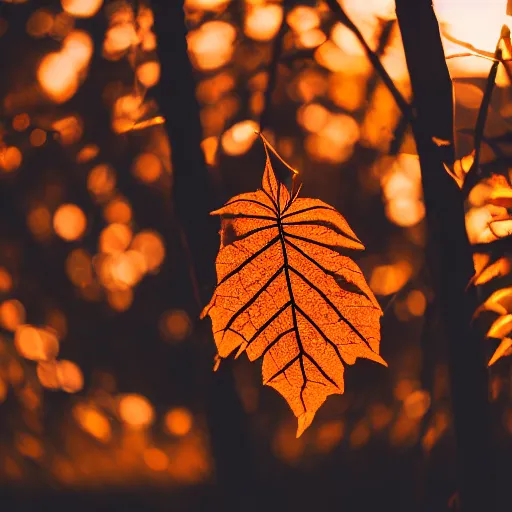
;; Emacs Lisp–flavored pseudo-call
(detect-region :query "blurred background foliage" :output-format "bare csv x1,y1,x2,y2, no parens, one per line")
0,0,512,510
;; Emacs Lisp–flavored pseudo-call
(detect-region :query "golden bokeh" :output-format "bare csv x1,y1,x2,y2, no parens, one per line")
53,204,87,241
118,394,155,429
165,407,193,437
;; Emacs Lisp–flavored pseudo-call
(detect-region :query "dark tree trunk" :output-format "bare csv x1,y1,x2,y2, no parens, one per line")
395,2,494,511
151,3,254,510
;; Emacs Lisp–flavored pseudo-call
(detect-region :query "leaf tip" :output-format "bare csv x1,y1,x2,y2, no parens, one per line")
296,412,315,438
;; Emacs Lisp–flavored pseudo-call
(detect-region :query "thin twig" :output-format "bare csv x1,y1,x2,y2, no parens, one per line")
442,30,496,60
324,0,411,119
447,52,499,63
462,42,503,197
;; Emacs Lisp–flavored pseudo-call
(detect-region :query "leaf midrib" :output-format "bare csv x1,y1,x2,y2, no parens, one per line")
276,195,308,409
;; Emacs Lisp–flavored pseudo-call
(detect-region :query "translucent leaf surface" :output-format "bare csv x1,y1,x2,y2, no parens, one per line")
202,141,385,436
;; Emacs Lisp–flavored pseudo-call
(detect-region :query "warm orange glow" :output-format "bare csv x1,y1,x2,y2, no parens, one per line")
27,205,52,241
136,61,160,88
16,433,43,460
164,407,193,437
118,394,155,429
66,249,93,288
349,421,371,448
12,113,30,131
370,261,413,296
331,23,366,56
0,300,26,331
244,4,283,42
53,204,87,241
185,0,228,10
435,0,508,56
298,28,327,49
107,289,134,311
73,403,112,442
305,112,360,163
52,115,83,145
76,144,99,163
196,72,235,104
0,378,7,404
29,128,47,147
203,139,385,436
99,223,132,254
62,30,94,71
160,310,192,342
61,0,103,18
287,5,320,33
103,197,132,224
37,52,79,103
110,251,146,288
273,421,305,464
385,199,426,228
368,403,393,431
144,448,169,471
88,164,117,200
132,153,162,183
406,290,427,317
111,94,145,133
131,231,165,272
382,154,425,227
37,361,60,389
315,421,344,453
46,309,67,339
26,9,54,38
201,136,219,166
14,325,59,361
56,360,84,393
187,21,236,71
0,146,22,172
221,120,259,156
404,390,431,419
298,103,329,133
103,23,139,58
0,267,13,293
394,378,417,401
51,11,74,39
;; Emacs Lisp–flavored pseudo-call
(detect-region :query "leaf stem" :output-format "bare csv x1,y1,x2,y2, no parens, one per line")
256,131,299,175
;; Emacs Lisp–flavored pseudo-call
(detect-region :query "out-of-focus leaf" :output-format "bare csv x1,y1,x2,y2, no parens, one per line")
443,151,474,188
474,286,512,318
487,314,512,338
472,257,510,286
488,337,512,366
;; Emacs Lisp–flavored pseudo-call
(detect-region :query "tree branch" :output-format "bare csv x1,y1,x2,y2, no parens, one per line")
152,3,253,510
325,0,411,119
395,1,494,511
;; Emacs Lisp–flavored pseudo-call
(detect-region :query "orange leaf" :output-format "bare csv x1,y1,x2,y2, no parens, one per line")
487,314,512,339
474,286,512,318
202,138,385,436
488,337,512,366
472,257,510,286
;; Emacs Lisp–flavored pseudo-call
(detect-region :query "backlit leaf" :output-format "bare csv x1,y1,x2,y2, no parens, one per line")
202,138,385,436
488,337,512,366
487,314,512,338
472,257,511,286
474,286,512,318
